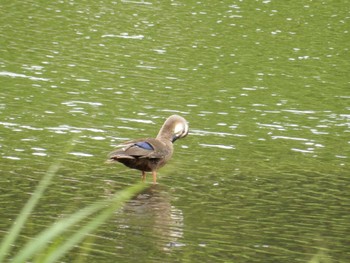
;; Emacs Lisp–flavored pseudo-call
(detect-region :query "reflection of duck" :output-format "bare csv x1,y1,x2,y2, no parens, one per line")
122,185,185,251
107,115,189,183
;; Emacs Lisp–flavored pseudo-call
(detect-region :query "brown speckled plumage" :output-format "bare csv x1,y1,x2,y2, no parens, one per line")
107,115,188,183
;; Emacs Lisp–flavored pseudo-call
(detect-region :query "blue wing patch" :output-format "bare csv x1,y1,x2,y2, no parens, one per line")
135,141,154,150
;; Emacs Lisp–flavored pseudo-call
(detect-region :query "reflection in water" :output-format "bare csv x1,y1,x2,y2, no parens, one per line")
113,185,184,252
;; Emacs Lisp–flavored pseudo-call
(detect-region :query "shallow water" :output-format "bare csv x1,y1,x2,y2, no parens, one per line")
1,1,349,262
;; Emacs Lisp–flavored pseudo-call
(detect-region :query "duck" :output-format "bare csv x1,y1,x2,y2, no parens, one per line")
107,115,189,184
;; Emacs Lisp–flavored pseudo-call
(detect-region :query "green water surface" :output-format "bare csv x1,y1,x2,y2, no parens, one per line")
1,1,349,262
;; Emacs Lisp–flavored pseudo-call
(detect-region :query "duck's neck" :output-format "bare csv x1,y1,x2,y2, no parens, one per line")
156,122,173,142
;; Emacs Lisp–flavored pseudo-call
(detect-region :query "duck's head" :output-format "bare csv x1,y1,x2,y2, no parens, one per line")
157,115,189,143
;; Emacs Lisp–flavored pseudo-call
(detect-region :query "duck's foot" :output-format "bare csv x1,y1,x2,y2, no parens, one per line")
152,171,157,184
141,171,157,184
141,171,146,182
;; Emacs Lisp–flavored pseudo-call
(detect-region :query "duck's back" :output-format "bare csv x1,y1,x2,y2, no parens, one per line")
108,138,173,172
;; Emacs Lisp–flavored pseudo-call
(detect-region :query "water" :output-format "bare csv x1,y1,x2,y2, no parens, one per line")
1,0,349,262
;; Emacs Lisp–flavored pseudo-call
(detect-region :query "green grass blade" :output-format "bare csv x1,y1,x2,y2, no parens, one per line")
43,183,145,263
11,199,106,263
0,162,61,262
0,137,76,262
11,184,145,263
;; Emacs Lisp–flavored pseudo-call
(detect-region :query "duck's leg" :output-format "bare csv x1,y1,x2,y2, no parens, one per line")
152,171,157,184
141,171,146,182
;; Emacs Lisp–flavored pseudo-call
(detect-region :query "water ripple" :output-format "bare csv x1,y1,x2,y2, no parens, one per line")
61,101,103,107
69,152,94,157
283,110,316,114
2,156,21,160
199,143,235,150
101,33,144,39
47,125,105,134
271,136,309,141
291,148,314,153
0,71,50,81
117,118,155,124
191,129,247,137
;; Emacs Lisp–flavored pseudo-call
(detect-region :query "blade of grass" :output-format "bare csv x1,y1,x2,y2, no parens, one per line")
0,138,76,262
0,162,61,262
11,184,145,263
10,198,109,263
44,184,145,263
73,233,96,263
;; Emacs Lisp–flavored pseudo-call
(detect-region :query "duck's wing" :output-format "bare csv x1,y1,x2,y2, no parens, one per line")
108,138,168,159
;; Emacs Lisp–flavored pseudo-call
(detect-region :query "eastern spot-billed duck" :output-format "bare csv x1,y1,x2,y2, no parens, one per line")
107,115,189,184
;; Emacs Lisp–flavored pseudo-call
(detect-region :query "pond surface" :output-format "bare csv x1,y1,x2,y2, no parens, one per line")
1,0,349,262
